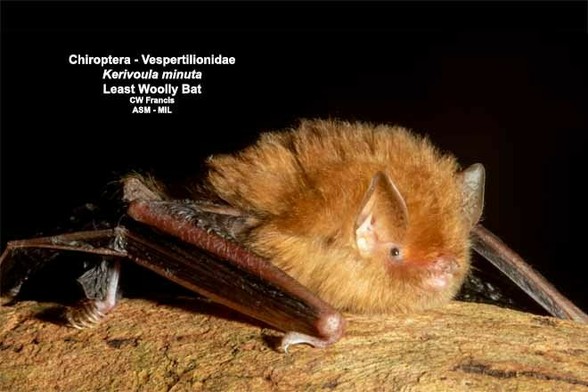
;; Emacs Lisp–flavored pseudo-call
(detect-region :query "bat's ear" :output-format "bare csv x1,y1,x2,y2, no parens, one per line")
354,172,409,257
122,174,166,203
460,163,485,228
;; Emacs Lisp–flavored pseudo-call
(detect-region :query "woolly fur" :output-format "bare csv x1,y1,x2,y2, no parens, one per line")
205,119,472,314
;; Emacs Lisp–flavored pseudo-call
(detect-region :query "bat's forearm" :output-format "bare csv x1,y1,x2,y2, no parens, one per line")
126,199,346,348
471,225,588,323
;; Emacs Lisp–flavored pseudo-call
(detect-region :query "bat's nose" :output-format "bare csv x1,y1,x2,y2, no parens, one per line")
434,256,459,274
423,256,459,290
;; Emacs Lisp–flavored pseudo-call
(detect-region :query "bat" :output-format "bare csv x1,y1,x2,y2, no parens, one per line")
1,119,586,351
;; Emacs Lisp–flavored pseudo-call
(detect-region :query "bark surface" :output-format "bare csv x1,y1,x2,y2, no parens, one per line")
1,299,587,391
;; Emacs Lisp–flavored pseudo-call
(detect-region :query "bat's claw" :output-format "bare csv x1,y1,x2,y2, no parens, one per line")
66,299,112,329
279,312,346,352
279,332,338,352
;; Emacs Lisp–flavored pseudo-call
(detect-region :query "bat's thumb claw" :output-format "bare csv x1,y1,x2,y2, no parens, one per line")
279,313,346,352
279,332,332,352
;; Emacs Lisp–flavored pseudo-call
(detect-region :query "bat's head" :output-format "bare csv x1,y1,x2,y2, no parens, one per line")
350,163,485,313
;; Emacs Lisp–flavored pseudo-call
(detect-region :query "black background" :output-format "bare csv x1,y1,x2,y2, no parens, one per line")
2,2,587,312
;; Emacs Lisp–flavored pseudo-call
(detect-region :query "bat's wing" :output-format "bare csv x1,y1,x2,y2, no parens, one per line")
124,199,345,349
0,197,345,351
471,224,588,323
0,229,125,328
123,174,345,348
0,229,124,299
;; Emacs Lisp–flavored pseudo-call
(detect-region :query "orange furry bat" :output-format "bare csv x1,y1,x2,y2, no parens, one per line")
205,119,480,315
1,119,586,350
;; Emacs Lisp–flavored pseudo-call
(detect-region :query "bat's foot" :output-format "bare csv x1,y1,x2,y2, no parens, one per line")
68,259,121,329
66,298,116,329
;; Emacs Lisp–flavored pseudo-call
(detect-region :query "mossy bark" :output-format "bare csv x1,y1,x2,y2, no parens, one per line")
1,299,587,391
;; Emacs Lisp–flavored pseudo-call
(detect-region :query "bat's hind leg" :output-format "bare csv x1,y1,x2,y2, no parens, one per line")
67,258,121,329
1,229,127,328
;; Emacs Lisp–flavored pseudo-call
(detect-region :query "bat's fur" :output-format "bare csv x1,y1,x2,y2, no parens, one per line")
205,119,473,314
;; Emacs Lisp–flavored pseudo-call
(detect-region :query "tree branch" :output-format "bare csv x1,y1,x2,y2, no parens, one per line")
1,299,587,391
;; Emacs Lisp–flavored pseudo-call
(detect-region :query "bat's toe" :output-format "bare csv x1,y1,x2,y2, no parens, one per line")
66,299,113,329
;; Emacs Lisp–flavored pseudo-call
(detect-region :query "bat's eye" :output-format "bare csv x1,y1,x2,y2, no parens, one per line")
389,247,403,261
